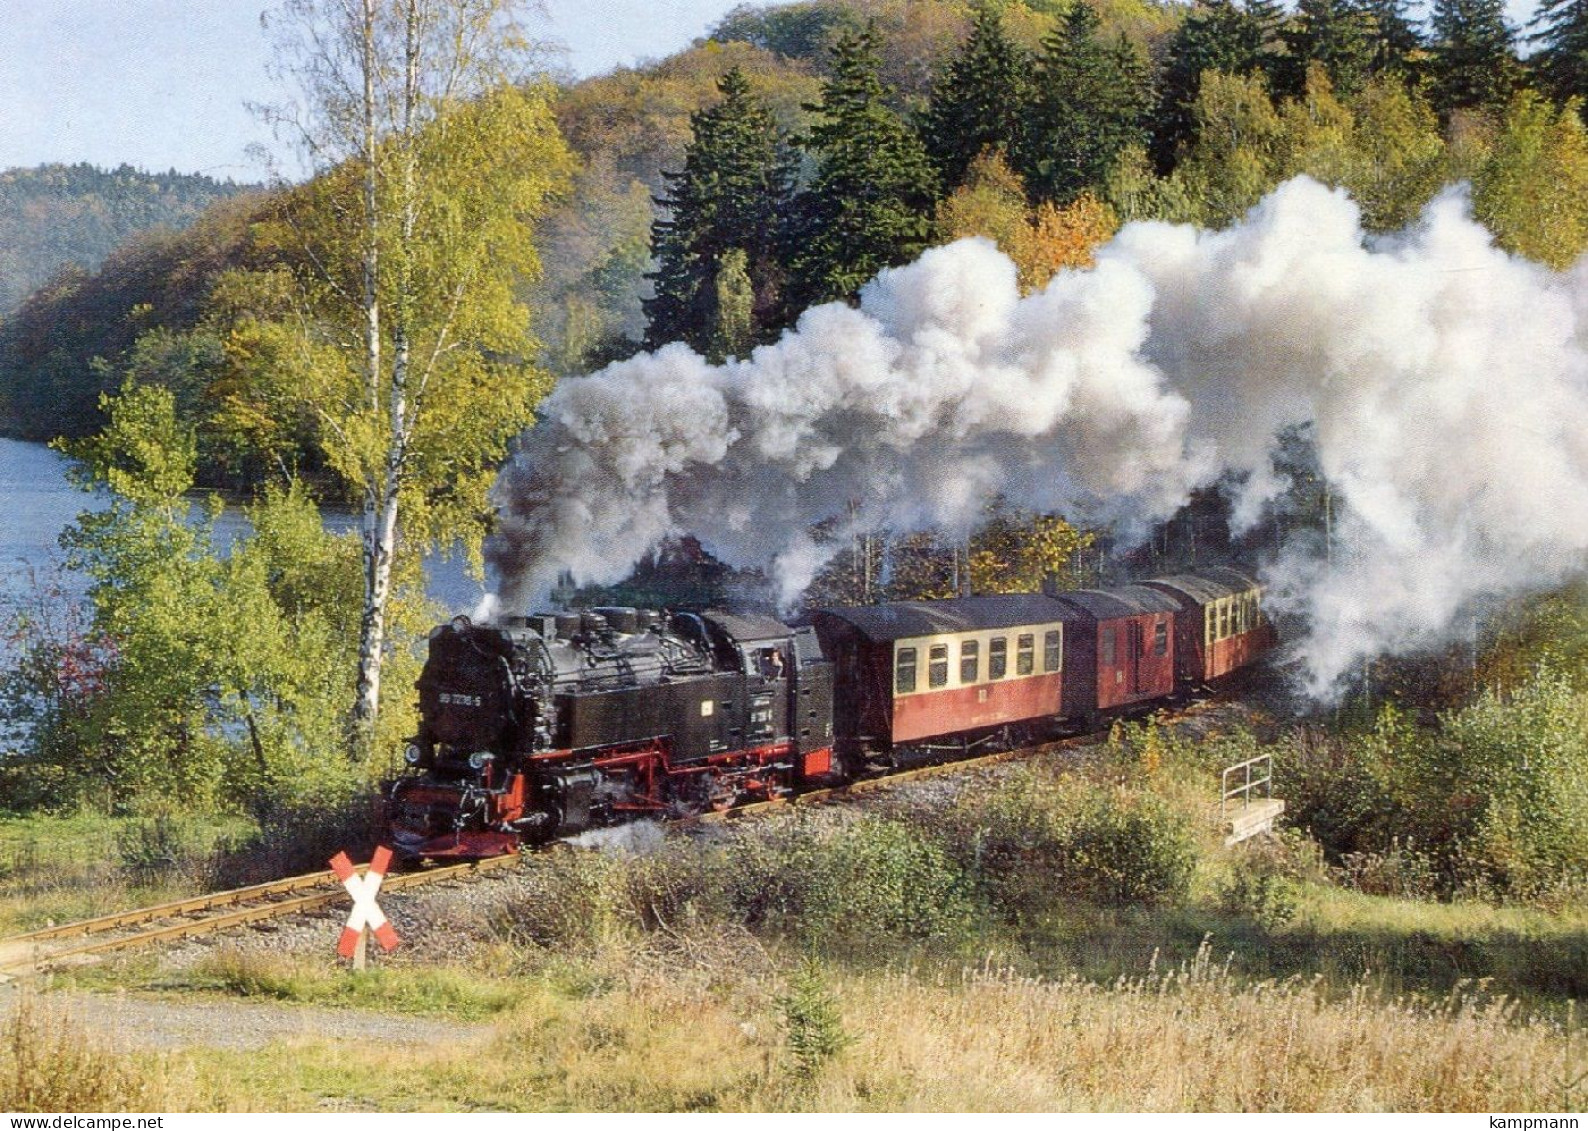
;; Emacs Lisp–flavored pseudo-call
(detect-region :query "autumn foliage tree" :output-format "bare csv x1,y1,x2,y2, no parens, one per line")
260,0,572,751
936,151,1118,292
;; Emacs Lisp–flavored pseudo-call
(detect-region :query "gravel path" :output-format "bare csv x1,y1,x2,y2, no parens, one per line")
0,984,491,1051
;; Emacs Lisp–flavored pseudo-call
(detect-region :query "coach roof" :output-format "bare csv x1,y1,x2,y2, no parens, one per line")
1053,586,1183,620
814,594,1081,643
1141,567,1264,605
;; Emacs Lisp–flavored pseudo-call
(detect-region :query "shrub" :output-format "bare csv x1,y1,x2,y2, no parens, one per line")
1272,724,1401,863
951,769,1198,916
1062,791,1197,906
624,815,980,953
1218,868,1298,928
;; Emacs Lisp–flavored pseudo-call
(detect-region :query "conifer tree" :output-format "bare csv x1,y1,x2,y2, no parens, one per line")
1281,0,1378,96
645,67,796,354
786,25,939,309
1427,0,1522,118
1360,0,1425,79
918,3,1033,189
1019,2,1152,204
1245,0,1297,89
1152,0,1266,170
1531,0,1588,113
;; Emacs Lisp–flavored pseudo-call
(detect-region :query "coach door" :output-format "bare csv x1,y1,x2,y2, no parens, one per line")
1127,621,1144,696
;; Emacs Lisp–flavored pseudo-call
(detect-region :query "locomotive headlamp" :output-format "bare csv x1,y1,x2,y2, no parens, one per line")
403,743,424,766
468,751,494,770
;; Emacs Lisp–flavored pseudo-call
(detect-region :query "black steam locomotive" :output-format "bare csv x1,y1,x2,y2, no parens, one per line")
387,608,837,859
386,568,1275,860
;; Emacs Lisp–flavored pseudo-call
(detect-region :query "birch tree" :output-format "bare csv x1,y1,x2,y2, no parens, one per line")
259,0,572,751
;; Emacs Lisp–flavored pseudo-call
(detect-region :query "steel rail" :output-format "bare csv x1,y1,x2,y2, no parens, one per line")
0,851,524,977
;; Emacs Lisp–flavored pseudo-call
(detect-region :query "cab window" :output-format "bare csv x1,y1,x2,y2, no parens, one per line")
895,647,917,694
989,637,1008,679
928,644,950,688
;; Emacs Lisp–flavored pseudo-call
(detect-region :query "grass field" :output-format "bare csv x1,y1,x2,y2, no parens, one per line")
7,932,1583,1112
4,737,1586,1112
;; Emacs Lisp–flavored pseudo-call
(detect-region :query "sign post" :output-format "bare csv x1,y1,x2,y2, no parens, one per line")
329,846,400,969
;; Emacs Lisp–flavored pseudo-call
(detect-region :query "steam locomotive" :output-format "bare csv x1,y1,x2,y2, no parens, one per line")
385,568,1276,860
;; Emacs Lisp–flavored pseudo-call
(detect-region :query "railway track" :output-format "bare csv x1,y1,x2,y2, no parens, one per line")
0,852,523,981
0,697,1229,980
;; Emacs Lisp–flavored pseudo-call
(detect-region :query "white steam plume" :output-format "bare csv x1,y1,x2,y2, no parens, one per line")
487,177,1588,695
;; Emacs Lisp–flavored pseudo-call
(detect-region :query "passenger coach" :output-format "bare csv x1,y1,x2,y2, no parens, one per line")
1140,567,1277,686
1049,586,1181,710
812,596,1089,764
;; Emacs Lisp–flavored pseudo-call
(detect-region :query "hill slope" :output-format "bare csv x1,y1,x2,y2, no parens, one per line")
0,163,258,316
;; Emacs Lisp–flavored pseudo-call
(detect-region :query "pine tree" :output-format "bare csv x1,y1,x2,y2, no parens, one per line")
645,67,796,354
1427,0,1522,118
786,25,940,309
1245,0,1297,89
918,3,1033,189
1360,0,1425,80
1018,2,1153,204
1531,0,1588,114
1281,0,1378,97
1152,0,1266,170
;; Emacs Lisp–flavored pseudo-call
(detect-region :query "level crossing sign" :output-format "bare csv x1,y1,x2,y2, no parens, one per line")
329,846,400,959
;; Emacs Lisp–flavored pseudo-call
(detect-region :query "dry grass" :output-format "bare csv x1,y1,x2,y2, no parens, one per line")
814,944,1571,1111
0,995,170,1112
124,934,1574,1112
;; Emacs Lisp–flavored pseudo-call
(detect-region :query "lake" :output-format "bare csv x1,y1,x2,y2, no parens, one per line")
0,437,484,633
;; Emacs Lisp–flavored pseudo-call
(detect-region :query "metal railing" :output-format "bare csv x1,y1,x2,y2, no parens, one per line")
1221,752,1273,817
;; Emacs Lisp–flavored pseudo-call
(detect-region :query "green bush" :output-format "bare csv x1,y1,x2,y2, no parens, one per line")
1272,724,1402,863
625,815,980,951
950,769,1197,916
1277,668,1588,901
775,958,850,1080
1398,667,1588,897
1061,791,1197,906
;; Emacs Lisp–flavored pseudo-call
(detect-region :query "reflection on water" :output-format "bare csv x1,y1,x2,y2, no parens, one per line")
0,437,483,626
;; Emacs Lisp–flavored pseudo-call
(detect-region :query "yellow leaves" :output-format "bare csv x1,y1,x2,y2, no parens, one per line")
1152,69,1449,234
1029,192,1120,280
936,150,1119,293
1473,93,1588,269
968,505,1096,595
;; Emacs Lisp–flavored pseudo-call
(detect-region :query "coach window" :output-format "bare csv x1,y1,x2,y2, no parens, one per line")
1102,627,1116,667
989,637,1008,679
929,644,950,688
1205,606,1215,648
1044,630,1062,672
1016,634,1035,675
895,647,917,694
1221,600,1231,640
960,640,980,684
1154,620,1168,656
